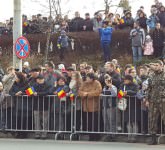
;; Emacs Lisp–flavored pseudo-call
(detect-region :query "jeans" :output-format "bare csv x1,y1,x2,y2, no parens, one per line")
101,41,111,62
132,46,142,65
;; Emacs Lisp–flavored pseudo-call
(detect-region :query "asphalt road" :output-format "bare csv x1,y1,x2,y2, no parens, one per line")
0,139,164,150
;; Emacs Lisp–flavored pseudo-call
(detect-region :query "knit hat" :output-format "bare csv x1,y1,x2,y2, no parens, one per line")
61,30,66,35
58,64,65,70
23,61,29,67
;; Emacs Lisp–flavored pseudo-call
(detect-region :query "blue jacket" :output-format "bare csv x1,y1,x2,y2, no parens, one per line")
99,27,113,43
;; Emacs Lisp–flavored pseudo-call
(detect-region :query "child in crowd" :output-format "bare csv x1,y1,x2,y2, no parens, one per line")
57,30,70,61
143,35,154,59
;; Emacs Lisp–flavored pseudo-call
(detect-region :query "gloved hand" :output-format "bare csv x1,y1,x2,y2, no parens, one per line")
57,44,61,49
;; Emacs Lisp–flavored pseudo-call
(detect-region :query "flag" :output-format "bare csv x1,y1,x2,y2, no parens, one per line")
118,90,124,99
70,93,75,101
25,87,35,96
120,19,124,24
38,41,41,53
57,87,66,99
23,22,28,27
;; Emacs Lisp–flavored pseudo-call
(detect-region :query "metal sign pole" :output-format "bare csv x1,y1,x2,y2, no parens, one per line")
13,0,22,72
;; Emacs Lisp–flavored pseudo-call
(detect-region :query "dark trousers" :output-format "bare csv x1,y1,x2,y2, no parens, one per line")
14,110,32,131
0,108,15,130
154,46,163,58
59,47,67,61
75,110,81,131
142,110,148,134
82,112,100,140
101,41,111,62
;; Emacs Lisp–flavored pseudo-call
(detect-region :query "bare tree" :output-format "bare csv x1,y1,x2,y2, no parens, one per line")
104,0,113,13
119,0,131,11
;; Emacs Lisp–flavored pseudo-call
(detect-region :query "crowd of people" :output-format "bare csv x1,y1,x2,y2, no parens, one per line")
0,0,165,145
0,58,164,145
0,0,165,35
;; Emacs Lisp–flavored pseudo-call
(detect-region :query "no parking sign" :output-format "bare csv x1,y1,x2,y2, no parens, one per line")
14,36,30,59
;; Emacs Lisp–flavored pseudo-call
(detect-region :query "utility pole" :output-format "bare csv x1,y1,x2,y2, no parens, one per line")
13,0,22,71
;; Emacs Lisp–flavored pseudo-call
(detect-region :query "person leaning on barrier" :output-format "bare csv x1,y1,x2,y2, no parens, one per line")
78,73,102,141
33,75,51,139
138,66,150,134
28,68,41,87
102,74,117,141
119,75,139,143
9,72,29,138
146,60,165,145
0,82,5,130
0,67,16,131
69,71,83,131
2,66,16,95
51,77,70,132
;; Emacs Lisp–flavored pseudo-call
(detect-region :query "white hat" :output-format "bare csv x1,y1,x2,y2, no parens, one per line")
23,61,29,67
146,35,151,39
58,64,65,70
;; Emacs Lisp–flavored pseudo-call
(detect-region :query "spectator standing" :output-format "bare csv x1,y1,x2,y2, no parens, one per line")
51,77,70,132
158,6,165,28
102,74,117,141
43,61,62,92
9,72,29,138
93,13,103,32
0,67,16,130
99,21,113,62
124,11,134,29
22,61,30,77
33,75,51,139
69,11,84,32
120,75,139,143
146,5,159,31
152,23,164,58
79,62,87,81
82,13,93,31
104,62,121,89
130,21,145,65
143,35,154,58
79,73,102,141
69,71,82,131
137,11,147,30
57,30,70,61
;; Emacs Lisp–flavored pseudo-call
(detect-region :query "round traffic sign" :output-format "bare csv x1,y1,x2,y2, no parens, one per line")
14,36,30,59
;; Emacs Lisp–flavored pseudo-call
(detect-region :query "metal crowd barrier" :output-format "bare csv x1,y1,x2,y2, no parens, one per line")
71,95,165,142
0,95,74,140
0,95,164,142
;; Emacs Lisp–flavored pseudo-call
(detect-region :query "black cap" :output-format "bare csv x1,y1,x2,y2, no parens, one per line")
102,20,109,26
85,13,90,16
86,73,96,80
67,67,75,71
30,68,40,72
124,75,133,82
15,69,19,72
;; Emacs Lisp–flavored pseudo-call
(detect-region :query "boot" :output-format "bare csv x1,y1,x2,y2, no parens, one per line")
148,134,157,145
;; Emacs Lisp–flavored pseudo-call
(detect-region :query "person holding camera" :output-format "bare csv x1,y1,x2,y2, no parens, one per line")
102,74,117,141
